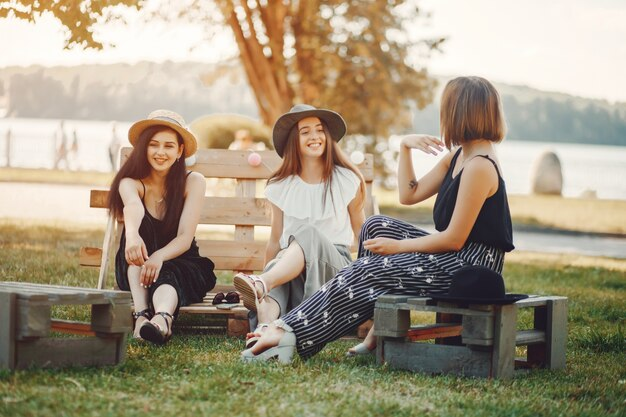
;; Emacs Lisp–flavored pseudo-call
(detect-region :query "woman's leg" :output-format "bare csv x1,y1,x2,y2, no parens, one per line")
150,284,178,337
252,222,458,358
260,241,305,290
255,225,350,324
127,265,150,336
345,215,429,353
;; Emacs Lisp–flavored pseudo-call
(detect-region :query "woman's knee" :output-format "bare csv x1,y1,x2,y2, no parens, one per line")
360,215,391,240
127,265,141,279
291,223,322,240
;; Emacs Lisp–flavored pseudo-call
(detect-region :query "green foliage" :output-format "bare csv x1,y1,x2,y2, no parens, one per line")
0,0,141,49
1,223,626,416
1,0,443,178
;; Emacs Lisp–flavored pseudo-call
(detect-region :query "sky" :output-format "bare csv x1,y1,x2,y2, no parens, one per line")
0,0,625,103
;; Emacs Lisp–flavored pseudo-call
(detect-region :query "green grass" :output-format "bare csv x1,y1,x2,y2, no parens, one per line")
1,223,625,417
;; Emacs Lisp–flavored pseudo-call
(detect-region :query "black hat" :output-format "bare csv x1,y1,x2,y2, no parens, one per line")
429,266,528,305
272,104,347,157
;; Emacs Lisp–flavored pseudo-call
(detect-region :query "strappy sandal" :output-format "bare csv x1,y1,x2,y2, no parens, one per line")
139,311,174,345
241,319,296,364
132,309,153,339
245,323,269,349
234,273,268,312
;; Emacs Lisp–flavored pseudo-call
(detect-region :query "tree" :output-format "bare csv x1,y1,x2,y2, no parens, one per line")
2,0,443,164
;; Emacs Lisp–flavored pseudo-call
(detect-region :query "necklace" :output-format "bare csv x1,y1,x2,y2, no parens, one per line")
155,196,165,217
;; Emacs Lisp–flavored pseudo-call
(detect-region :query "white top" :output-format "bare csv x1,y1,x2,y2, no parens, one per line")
264,166,361,248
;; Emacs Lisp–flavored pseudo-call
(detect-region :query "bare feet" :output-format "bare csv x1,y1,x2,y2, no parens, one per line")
150,313,172,339
347,325,376,355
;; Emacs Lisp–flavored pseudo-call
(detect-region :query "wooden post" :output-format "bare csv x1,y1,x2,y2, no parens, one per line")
0,292,16,370
97,214,116,290
527,305,547,366
435,301,463,345
491,304,517,379
227,311,250,338
545,297,568,369
91,302,132,334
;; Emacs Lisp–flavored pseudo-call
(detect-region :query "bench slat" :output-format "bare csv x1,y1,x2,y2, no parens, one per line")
90,193,273,226
81,241,267,271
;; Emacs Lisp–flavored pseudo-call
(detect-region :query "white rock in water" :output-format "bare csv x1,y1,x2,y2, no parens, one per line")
530,150,563,195
579,189,597,199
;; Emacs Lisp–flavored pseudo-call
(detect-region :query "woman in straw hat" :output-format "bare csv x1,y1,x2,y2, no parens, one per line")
108,109,216,345
234,104,366,349
241,76,516,363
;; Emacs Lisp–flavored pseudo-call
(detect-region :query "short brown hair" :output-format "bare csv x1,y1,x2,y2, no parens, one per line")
440,76,506,149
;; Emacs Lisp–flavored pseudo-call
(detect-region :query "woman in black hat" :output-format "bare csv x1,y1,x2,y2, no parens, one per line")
241,76,516,363
108,110,217,345
234,104,366,348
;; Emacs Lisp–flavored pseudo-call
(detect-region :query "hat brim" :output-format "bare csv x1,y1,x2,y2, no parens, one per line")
272,109,346,157
428,293,529,305
128,119,198,157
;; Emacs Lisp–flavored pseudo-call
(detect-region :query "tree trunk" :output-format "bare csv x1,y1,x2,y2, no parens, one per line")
217,0,294,126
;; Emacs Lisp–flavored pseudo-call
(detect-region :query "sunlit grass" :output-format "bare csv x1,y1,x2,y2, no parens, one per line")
0,222,625,417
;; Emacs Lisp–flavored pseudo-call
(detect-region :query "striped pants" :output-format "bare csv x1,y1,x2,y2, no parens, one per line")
281,215,505,359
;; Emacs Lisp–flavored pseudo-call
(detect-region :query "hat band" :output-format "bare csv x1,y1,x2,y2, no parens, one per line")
152,116,184,127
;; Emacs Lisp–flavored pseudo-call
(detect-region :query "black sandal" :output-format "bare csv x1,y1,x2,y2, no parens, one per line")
132,309,153,339
139,311,174,345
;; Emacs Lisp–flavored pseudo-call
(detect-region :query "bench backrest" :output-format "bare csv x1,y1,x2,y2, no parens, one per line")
80,148,377,289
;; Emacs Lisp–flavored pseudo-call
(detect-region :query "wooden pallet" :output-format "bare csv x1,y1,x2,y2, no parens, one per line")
374,294,568,379
0,281,132,370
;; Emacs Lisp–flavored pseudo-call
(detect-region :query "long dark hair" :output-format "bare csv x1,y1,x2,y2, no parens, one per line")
107,125,187,237
268,120,365,211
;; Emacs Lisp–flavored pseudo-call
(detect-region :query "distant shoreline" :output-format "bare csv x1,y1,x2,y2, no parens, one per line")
2,167,625,237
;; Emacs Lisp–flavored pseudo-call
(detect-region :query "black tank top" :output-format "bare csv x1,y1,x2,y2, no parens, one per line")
433,148,514,252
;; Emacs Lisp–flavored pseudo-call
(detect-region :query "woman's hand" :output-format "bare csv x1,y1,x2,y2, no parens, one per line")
363,237,404,255
140,253,164,287
401,134,444,156
125,235,148,266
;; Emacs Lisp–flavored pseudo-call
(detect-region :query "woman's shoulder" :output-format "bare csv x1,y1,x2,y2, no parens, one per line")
462,155,499,184
335,165,359,181
185,171,206,193
118,177,143,199
334,166,361,190
185,170,205,183
119,177,141,190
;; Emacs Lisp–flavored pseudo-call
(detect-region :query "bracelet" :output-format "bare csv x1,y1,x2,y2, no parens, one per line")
408,179,418,189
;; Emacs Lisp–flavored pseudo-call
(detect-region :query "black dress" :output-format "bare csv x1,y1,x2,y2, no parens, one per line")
115,196,217,314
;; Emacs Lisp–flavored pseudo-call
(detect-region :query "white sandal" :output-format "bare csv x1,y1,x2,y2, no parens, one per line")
245,323,269,349
234,273,268,312
346,342,375,357
241,320,296,364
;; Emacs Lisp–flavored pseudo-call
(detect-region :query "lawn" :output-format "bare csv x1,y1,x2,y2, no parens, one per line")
0,222,624,417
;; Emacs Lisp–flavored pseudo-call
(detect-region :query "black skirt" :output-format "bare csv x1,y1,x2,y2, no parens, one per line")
115,212,217,314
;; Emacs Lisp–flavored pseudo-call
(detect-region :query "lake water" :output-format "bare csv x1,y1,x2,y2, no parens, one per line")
1,117,625,200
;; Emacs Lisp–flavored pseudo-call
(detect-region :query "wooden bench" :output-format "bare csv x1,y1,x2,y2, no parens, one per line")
80,148,377,336
0,281,132,370
374,294,567,379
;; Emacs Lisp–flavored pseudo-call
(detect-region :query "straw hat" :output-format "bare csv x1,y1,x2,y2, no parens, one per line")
272,104,346,157
128,109,197,157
